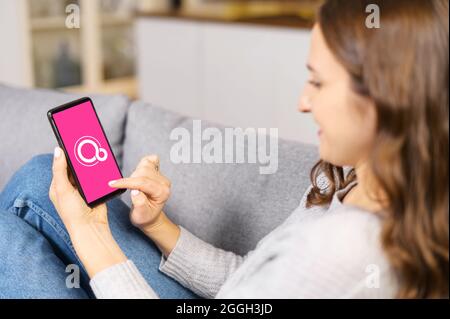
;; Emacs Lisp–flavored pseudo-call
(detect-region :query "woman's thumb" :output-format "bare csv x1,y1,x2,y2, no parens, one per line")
52,147,73,193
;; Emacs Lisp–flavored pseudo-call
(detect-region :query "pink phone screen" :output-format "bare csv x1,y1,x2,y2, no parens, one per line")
52,100,122,204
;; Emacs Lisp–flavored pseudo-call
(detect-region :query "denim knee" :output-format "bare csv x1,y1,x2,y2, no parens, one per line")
0,154,53,211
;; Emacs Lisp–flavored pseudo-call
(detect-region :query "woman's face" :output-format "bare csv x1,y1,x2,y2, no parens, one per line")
299,24,377,168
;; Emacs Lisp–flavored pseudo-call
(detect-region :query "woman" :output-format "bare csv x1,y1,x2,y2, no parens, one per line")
0,0,448,298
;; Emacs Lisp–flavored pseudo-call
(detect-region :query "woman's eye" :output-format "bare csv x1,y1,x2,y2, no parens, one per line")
308,80,322,88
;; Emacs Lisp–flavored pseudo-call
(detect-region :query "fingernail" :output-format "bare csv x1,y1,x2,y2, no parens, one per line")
54,147,61,158
108,180,117,187
131,189,140,196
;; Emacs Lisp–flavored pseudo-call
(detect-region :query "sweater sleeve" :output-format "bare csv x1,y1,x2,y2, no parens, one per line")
89,186,313,299
90,260,159,299
90,209,394,299
90,226,248,299
158,226,246,298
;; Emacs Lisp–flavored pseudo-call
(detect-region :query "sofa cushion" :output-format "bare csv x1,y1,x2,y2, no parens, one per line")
122,101,319,255
0,84,129,190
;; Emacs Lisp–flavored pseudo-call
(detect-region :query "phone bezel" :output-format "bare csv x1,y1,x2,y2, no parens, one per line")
47,97,126,208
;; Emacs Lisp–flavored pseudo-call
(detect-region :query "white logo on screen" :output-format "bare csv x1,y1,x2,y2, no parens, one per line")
74,136,108,167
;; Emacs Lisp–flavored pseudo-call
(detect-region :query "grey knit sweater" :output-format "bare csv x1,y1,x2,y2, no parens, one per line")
89,179,398,299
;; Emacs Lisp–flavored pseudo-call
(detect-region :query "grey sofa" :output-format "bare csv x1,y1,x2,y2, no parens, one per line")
0,84,318,255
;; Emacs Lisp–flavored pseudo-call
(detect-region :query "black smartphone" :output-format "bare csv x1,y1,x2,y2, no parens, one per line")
47,97,125,207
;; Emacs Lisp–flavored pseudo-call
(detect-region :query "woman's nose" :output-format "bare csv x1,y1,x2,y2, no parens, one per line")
298,95,313,113
298,85,313,113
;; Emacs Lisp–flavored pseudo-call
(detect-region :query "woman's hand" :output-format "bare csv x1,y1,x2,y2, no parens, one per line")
49,147,108,233
49,147,127,278
109,155,180,257
109,155,171,232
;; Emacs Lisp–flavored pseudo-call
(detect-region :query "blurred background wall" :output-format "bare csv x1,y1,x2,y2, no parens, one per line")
0,0,321,144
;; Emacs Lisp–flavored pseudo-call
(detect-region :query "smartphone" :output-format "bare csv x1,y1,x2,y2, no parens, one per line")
47,97,125,207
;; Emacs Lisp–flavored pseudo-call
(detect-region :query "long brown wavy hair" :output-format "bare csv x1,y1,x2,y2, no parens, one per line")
306,0,449,298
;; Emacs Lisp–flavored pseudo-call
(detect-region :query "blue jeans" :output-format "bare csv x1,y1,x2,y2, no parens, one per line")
0,154,199,299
